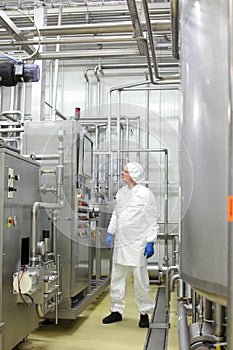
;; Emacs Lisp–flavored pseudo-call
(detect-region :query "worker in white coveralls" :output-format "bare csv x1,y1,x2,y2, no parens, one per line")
102,161,159,328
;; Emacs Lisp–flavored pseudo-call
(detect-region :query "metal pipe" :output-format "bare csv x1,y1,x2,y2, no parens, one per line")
136,115,140,163
177,278,184,299
117,89,121,191
142,0,160,79
165,265,179,309
32,201,63,265
191,289,197,323
214,303,225,340
52,6,62,121
203,298,212,323
83,67,92,115
122,86,179,91
171,0,179,60
177,302,191,350
107,89,113,204
170,273,180,291
3,36,139,46
164,149,169,266
127,0,179,84
94,64,103,119
21,20,171,37
49,60,53,119
31,132,65,265
146,80,150,176
0,127,23,134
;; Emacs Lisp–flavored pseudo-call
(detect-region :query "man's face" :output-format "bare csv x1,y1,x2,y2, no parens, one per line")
121,166,132,183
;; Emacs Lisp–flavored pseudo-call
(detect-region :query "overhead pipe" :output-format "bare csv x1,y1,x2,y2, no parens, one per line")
127,0,179,84
21,21,171,37
142,0,160,79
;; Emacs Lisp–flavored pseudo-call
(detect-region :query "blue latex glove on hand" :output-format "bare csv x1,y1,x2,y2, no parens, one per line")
105,232,113,250
144,242,154,259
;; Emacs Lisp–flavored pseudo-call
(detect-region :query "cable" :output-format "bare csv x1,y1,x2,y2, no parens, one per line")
15,8,41,62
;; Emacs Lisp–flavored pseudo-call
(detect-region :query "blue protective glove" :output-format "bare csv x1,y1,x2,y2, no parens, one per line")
144,242,154,259
105,232,113,250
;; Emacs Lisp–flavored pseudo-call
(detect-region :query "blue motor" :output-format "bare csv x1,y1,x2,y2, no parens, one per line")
0,61,40,86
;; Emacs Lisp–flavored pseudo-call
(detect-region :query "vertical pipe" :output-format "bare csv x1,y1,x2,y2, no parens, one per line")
94,65,101,119
171,0,180,60
198,296,204,335
191,289,197,323
164,149,169,266
146,81,150,178
107,89,113,203
84,68,91,116
49,60,53,119
203,298,212,323
214,303,224,340
136,116,140,163
52,6,62,121
177,302,191,350
10,86,15,111
172,235,176,266
177,278,184,299
0,87,2,114
117,90,121,190
55,254,60,325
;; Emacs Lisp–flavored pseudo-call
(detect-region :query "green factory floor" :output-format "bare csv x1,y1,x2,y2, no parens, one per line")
27,281,179,350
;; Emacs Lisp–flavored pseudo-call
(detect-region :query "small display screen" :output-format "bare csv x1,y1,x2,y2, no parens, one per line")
82,135,93,178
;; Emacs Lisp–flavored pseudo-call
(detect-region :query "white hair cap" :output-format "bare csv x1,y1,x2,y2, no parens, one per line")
126,162,145,184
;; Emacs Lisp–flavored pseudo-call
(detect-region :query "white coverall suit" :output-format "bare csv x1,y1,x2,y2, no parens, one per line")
107,183,159,315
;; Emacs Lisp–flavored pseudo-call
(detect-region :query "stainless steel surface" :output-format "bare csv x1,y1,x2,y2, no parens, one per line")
177,302,190,350
0,148,40,349
189,322,215,346
228,0,233,347
23,120,93,318
180,0,229,303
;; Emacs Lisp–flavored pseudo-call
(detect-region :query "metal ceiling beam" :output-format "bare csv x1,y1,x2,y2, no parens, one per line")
126,0,146,55
0,10,35,55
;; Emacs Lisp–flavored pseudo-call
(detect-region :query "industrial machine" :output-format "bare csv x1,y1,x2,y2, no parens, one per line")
23,119,110,320
0,148,42,350
0,116,110,349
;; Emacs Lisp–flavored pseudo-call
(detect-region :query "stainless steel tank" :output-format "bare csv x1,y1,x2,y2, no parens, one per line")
180,0,229,305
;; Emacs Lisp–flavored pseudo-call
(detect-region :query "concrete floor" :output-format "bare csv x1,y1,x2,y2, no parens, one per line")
27,281,178,350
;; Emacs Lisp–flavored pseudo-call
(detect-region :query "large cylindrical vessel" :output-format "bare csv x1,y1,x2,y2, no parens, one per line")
180,0,230,305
